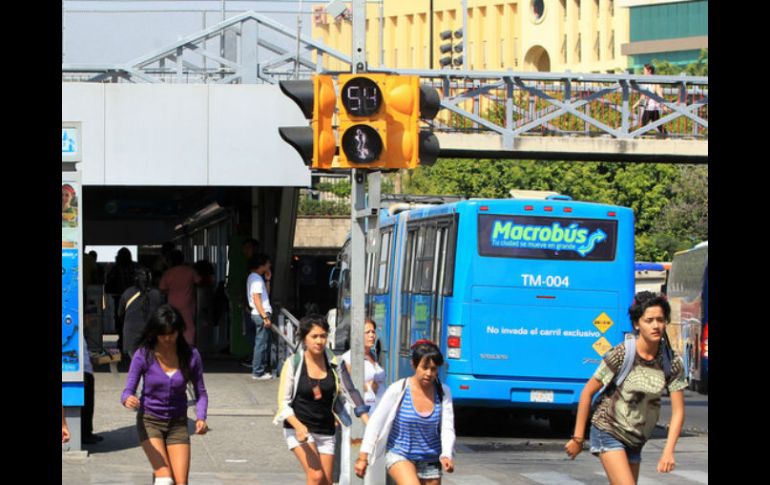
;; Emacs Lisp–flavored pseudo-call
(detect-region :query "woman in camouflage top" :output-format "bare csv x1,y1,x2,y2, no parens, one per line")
565,291,687,485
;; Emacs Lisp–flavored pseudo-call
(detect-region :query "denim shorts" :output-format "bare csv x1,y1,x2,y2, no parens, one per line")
589,425,642,464
385,451,442,480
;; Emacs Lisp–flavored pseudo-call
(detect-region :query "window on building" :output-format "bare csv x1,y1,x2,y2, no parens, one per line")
576,33,581,63
560,0,567,21
575,0,581,20
610,30,615,59
610,0,614,17
595,31,601,61
532,0,545,21
514,37,519,67
562,34,568,63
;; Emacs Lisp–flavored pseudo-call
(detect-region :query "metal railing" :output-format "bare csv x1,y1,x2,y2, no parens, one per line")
380,68,708,146
62,11,352,85
273,307,301,370
62,12,708,147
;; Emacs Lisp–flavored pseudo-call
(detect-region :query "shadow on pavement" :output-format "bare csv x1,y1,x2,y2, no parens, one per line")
82,425,139,454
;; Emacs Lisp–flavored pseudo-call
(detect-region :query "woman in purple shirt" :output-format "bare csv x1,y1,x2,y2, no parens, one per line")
122,305,209,485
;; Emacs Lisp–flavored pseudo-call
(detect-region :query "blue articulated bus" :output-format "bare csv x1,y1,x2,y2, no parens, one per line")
337,195,636,427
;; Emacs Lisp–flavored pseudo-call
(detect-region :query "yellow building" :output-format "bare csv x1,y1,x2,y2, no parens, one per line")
312,1,629,73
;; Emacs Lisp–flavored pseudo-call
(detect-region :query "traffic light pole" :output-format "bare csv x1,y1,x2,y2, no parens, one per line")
348,1,377,484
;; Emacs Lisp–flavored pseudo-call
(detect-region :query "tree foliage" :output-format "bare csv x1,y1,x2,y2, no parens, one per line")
399,54,708,260
403,158,705,261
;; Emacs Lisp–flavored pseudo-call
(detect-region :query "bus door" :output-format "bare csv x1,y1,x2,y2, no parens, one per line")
397,225,419,380
370,227,393,376
396,218,456,380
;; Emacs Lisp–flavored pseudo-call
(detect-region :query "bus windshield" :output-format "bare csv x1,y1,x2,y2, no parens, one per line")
477,214,619,261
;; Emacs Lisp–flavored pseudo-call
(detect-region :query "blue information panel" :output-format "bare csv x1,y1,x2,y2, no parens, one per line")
62,248,80,372
62,176,83,382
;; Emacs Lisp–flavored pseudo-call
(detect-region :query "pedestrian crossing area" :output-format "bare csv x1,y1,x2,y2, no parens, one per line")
75,468,708,484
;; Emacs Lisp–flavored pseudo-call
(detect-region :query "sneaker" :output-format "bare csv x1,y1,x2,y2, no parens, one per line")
240,361,253,369
251,373,273,380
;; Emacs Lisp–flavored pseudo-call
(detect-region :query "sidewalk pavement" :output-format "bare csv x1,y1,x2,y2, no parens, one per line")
62,357,307,485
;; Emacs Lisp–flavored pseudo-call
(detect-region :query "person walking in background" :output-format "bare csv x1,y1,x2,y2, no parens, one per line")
246,254,273,380
152,242,175,288
120,267,164,359
81,342,103,444
121,305,209,485
160,250,202,346
339,318,386,484
633,64,667,137
565,291,686,484
105,247,140,353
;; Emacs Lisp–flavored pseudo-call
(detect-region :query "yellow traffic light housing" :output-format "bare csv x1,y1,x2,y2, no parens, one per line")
336,73,439,170
280,73,440,171
278,74,337,170
313,75,337,170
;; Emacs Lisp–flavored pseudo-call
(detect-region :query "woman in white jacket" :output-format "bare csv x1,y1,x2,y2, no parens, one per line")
274,315,369,485
355,340,455,484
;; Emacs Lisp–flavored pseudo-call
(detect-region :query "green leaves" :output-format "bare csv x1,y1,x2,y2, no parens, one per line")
403,159,706,261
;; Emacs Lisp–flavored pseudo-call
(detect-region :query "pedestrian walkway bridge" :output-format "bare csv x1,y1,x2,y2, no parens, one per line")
63,11,707,163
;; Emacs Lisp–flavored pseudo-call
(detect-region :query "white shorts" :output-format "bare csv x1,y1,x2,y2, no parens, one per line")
283,428,336,455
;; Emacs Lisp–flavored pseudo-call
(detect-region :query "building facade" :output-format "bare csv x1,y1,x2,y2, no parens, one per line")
619,0,708,70
312,1,630,73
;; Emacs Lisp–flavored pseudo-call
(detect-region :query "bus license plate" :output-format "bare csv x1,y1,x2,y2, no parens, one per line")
530,390,554,403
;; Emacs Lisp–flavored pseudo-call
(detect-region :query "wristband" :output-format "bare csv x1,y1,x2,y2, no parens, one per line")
571,436,585,444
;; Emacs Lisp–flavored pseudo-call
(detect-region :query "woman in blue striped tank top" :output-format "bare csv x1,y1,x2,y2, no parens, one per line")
356,340,456,484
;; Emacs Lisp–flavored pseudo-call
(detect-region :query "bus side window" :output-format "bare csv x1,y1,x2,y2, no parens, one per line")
376,230,391,294
400,229,419,354
419,225,437,294
442,216,458,297
430,226,447,342
366,244,377,295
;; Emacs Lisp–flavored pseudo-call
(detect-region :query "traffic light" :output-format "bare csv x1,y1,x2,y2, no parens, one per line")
278,75,337,170
336,73,441,169
438,28,463,69
453,28,464,67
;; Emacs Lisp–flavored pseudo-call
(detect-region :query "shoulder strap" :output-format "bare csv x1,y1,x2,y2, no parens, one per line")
614,334,637,388
292,351,302,369
125,291,141,310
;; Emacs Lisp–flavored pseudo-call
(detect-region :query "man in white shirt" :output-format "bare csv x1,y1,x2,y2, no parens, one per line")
247,254,273,380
